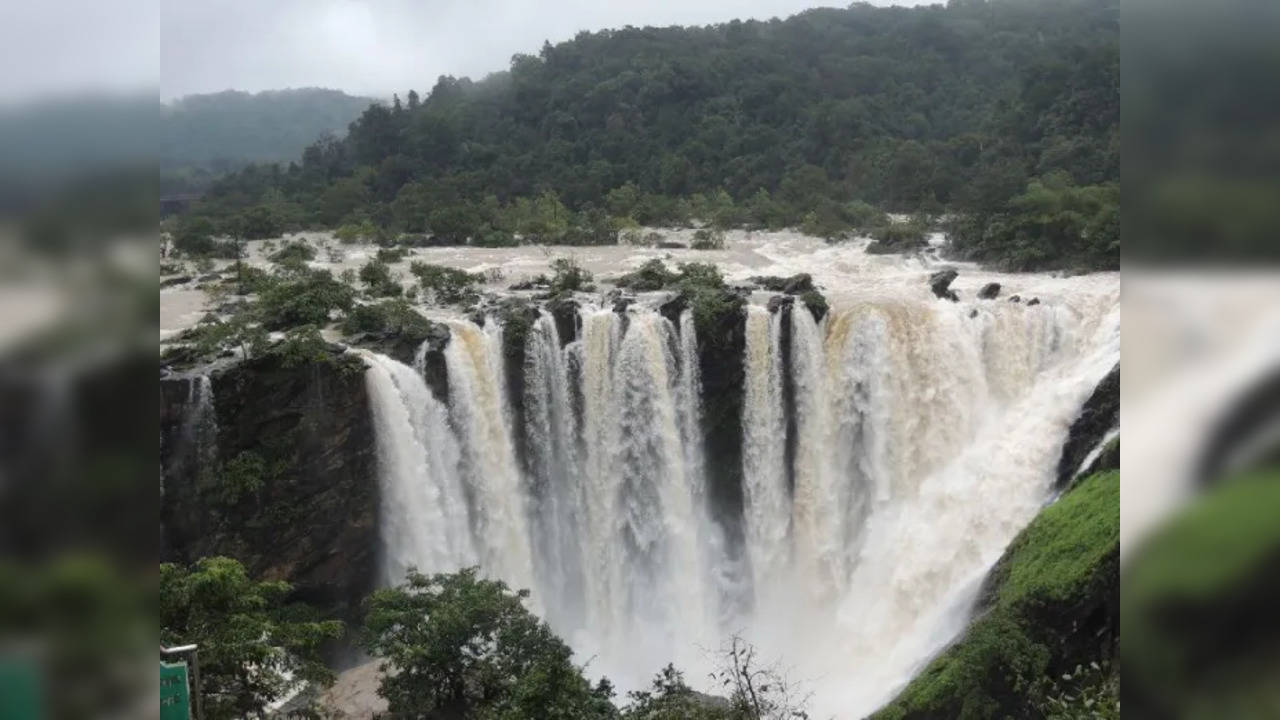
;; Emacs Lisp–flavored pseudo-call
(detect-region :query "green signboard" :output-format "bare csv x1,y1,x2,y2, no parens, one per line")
0,656,42,720
160,661,192,720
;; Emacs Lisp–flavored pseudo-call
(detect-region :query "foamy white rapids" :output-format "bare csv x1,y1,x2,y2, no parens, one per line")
351,236,1118,718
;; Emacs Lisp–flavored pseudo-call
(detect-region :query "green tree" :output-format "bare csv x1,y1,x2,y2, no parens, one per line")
363,567,616,719
159,557,342,720
623,665,731,720
256,268,356,329
173,215,218,256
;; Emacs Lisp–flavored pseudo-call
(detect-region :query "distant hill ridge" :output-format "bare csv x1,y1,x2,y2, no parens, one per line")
162,87,375,172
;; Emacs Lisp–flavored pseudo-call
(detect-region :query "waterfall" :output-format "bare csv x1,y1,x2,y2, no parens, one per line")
741,306,790,606
362,277,1119,717
444,319,536,595
360,350,473,585
790,302,849,599
565,306,719,681
183,375,220,486
523,311,587,629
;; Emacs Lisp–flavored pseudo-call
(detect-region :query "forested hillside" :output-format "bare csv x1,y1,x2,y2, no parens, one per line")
161,88,373,182
186,0,1118,270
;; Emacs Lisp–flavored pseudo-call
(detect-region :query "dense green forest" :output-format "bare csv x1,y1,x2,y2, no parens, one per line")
161,88,373,188
184,0,1118,271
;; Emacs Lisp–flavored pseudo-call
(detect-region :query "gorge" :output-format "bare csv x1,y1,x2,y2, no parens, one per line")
160,241,1120,718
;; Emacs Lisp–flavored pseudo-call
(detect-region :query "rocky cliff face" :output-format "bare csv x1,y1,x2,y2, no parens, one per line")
1056,363,1120,489
160,350,377,623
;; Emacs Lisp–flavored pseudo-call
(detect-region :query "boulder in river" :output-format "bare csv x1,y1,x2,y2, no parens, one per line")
751,273,815,295
929,269,960,302
978,282,1002,300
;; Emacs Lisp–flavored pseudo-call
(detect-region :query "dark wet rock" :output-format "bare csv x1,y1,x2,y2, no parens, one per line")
1055,364,1120,491
1009,295,1022,303
929,269,960,302
978,282,1002,300
783,273,815,294
688,290,748,558
658,292,689,325
509,276,550,291
160,349,378,624
199,273,222,282
160,275,193,288
544,295,579,346
1082,437,1119,478
656,241,686,249
1027,298,1041,306
751,273,815,295
613,297,634,314
160,344,201,371
798,290,829,322
969,309,979,318
767,294,795,314
492,298,541,474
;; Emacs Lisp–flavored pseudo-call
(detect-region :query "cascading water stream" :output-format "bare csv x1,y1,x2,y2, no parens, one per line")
741,305,790,609
360,350,473,585
444,319,537,595
361,274,1118,717
523,311,587,629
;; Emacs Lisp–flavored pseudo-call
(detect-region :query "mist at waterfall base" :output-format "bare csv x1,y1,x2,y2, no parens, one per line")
358,281,1119,717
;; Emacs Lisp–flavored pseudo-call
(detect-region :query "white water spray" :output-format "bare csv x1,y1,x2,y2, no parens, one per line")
362,258,1118,717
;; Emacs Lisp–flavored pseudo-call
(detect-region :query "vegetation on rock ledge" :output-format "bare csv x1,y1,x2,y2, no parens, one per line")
872,470,1120,720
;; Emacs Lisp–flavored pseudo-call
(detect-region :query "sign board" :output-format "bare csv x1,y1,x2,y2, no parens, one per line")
160,661,192,720
0,656,42,720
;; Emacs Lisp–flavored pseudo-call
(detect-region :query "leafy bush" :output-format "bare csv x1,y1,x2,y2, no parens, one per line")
549,257,594,294
616,259,678,291
358,259,401,297
334,219,377,244
190,312,268,360
269,325,331,368
216,451,270,505
691,227,726,250
866,223,928,254
173,215,217,256
257,268,356,330
363,567,615,719
843,200,890,231
409,261,482,304
948,178,1119,271
237,204,283,239
375,246,409,263
268,240,316,265
341,298,435,344
473,227,519,247
161,557,342,720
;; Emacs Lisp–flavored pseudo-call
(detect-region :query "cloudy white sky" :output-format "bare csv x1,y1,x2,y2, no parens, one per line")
0,0,933,102
159,0,933,100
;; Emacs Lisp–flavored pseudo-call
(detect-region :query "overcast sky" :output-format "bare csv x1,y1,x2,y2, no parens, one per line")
159,0,934,101
0,0,934,102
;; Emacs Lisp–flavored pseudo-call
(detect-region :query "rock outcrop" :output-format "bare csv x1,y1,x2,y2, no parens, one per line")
160,349,378,624
751,273,815,295
928,269,959,301
978,282,1001,300
1055,364,1120,490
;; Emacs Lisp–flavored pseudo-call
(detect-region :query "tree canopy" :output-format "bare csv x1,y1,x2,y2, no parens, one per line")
184,0,1118,270
159,556,343,719
363,566,616,719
